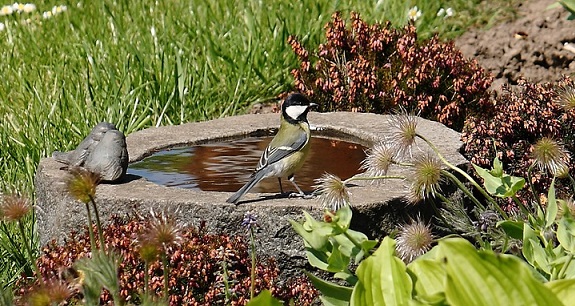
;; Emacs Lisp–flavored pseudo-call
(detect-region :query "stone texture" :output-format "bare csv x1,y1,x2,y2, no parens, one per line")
35,112,467,279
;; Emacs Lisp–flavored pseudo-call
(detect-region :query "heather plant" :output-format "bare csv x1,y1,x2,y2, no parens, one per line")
462,77,575,208
289,11,493,131
17,216,318,305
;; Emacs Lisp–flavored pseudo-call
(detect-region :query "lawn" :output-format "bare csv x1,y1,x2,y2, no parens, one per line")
0,0,517,296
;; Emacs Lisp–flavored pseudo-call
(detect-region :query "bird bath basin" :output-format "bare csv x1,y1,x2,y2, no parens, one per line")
127,135,367,193
35,112,468,279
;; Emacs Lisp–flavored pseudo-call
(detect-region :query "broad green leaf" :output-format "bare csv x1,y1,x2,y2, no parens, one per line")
350,237,412,306
472,163,525,198
545,178,558,228
303,241,330,270
497,220,524,240
335,205,353,230
490,156,503,177
523,223,539,267
438,238,561,306
546,279,575,304
320,296,351,306
306,271,353,304
529,239,551,274
327,241,350,272
407,259,446,303
557,215,575,253
247,289,283,306
332,228,370,262
289,218,329,251
335,271,358,285
560,0,575,12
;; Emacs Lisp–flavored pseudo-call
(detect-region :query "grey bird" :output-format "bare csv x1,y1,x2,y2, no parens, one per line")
52,122,117,166
83,129,129,182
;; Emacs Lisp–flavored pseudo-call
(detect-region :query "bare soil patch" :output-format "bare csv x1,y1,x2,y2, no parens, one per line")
455,0,575,89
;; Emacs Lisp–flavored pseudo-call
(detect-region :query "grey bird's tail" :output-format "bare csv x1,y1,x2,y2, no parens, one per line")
226,170,267,204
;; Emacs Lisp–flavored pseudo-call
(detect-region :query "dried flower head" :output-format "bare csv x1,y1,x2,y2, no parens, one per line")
315,173,351,211
1,194,31,221
26,280,73,306
558,197,575,219
140,209,185,251
66,167,100,203
408,153,443,203
361,141,398,177
242,211,259,231
389,113,418,157
395,218,434,263
554,84,575,111
531,137,570,177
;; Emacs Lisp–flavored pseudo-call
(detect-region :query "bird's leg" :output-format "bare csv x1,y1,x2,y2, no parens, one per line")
278,178,284,194
287,175,312,199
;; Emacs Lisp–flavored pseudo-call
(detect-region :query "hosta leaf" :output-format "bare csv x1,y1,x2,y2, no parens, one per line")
438,238,561,305
247,290,283,306
350,237,412,306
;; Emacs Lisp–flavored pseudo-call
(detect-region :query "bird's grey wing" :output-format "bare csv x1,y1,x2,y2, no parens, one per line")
255,131,308,171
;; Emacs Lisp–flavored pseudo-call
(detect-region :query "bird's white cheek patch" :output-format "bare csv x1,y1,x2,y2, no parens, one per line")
285,105,308,120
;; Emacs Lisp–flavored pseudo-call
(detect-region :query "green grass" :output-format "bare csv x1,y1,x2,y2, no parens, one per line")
0,0,517,291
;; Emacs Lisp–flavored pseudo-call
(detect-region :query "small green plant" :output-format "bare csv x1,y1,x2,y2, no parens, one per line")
290,206,575,305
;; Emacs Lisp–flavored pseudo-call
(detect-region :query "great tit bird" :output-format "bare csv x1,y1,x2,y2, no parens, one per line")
226,93,316,204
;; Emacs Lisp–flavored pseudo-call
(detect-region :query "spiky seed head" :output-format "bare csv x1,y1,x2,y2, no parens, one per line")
27,280,73,306
558,197,575,219
408,153,443,204
389,112,418,157
141,209,185,252
1,194,31,222
315,173,351,211
554,84,575,111
395,218,434,263
361,141,398,177
531,137,570,177
66,167,100,204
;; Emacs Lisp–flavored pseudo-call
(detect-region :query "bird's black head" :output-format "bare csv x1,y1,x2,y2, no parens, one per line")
281,93,316,124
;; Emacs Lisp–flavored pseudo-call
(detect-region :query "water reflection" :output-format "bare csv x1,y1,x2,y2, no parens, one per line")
128,137,367,193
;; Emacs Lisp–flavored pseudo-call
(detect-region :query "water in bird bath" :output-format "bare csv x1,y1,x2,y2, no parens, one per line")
128,136,367,193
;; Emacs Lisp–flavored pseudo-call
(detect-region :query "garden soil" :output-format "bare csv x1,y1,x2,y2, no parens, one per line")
455,0,575,90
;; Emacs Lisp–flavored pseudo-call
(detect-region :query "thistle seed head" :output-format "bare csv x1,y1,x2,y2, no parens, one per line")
361,141,398,177
66,167,100,204
531,137,570,177
407,153,443,204
1,194,31,222
395,218,434,263
314,173,351,211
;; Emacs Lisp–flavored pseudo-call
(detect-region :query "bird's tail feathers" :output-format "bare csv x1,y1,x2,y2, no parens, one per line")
226,170,266,204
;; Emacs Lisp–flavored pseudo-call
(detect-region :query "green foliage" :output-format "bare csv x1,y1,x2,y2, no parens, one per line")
74,250,123,305
472,157,525,198
292,207,575,305
247,290,284,306
350,238,412,306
